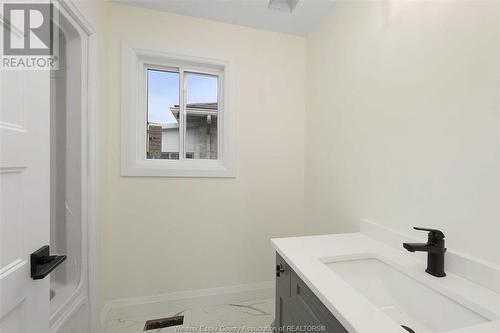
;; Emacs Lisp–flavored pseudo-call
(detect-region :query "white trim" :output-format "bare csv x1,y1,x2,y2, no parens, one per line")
50,1,89,327
360,219,500,293
101,281,274,326
86,26,101,333
48,1,101,333
121,41,236,177
179,67,186,158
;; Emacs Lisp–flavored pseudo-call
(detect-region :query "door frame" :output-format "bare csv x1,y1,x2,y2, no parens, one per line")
48,1,100,332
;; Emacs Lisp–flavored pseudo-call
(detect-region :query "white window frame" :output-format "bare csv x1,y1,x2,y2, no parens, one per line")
121,41,235,177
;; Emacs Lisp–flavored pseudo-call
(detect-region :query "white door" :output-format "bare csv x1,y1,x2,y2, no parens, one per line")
0,49,51,333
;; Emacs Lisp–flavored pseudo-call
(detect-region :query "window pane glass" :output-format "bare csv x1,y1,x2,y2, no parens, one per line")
185,72,218,160
147,69,180,159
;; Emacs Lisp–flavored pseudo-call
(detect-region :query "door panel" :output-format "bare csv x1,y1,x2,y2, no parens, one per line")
0,65,50,332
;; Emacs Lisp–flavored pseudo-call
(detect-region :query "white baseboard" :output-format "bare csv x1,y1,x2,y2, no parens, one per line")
101,281,275,326
361,219,500,294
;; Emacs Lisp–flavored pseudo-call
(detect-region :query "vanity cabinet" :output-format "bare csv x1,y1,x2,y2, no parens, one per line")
275,253,348,333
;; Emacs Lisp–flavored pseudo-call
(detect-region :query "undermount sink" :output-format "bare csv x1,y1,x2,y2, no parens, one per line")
323,257,490,333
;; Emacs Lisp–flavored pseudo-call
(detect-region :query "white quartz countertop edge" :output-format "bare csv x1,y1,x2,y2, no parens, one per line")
271,233,500,333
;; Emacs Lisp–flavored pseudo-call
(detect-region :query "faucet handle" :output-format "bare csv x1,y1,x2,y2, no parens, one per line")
414,227,445,240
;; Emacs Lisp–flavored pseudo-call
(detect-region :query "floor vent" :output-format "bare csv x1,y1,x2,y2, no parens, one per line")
143,315,184,331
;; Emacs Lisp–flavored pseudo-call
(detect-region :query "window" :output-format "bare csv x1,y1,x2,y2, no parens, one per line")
121,42,234,177
146,69,219,161
146,69,180,159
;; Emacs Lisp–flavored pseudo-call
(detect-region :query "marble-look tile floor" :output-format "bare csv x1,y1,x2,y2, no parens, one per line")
104,298,275,333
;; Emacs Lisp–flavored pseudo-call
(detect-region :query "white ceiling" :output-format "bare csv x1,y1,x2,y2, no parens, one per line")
112,0,335,36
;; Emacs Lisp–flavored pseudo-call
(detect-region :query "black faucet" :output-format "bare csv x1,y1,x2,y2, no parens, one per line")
403,227,446,277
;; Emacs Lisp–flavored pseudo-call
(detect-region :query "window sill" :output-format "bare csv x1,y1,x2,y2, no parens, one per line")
121,159,236,178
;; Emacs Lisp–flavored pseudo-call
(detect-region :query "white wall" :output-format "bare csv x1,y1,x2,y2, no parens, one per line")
79,1,305,305
305,1,500,265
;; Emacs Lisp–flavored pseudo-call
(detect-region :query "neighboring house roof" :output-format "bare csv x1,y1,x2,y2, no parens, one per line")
170,102,218,117
180,102,217,110
149,102,218,129
148,122,179,129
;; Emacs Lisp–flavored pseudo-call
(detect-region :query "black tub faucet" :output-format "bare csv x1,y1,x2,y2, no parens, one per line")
403,227,446,277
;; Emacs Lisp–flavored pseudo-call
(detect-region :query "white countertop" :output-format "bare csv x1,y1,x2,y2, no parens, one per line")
271,233,500,333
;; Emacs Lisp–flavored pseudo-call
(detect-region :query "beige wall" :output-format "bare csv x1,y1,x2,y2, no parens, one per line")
305,1,500,265
80,0,500,308
80,1,305,305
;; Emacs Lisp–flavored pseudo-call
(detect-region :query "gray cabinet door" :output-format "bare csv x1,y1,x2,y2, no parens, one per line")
275,253,348,333
275,253,297,330
291,271,348,333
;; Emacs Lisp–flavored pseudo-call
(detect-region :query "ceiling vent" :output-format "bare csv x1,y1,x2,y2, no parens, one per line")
268,0,299,13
